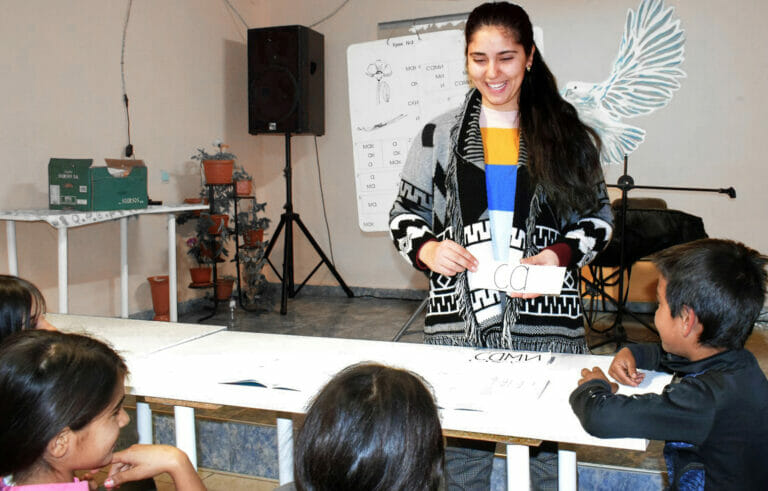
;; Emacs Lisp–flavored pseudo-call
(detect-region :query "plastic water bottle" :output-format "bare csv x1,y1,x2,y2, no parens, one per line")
228,297,236,330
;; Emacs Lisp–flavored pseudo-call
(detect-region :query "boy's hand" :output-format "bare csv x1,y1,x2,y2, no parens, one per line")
608,347,645,387
577,367,618,393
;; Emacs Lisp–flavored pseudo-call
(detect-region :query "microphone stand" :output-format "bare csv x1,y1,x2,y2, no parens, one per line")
586,155,735,351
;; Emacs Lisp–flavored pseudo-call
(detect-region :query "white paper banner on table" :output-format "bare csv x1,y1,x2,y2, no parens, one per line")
347,30,469,232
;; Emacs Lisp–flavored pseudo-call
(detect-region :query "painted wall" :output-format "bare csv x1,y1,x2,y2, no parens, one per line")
1,0,765,316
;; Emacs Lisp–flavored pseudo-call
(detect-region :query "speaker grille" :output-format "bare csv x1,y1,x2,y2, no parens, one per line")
248,25,324,135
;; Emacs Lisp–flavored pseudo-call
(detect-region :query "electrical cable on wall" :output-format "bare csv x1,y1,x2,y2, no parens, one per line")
310,0,351,28
121,0,134,157
314,136,336,266
222,0,249,39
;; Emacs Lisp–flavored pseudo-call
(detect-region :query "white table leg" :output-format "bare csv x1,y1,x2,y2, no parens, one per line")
506,444,530,491
277,417,294,485
167,214,178,322
120,218,128,319
558,448,577,491
58,227,68,314
174,406,197,470
6,221,17,275
136,401,153,444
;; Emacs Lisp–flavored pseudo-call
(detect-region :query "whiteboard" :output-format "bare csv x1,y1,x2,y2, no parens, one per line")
347,30,469,232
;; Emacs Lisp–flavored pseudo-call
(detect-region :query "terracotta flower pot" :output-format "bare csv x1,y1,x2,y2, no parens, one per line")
184,197,209,216
202,159,234,185
243,228,264,247
189,267,212,285
215,278,235,300
200,242,221,261
235,179,252,197
147,275,170,322
208,214,229,235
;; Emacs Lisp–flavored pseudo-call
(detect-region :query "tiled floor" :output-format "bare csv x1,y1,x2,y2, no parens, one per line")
126,288,768,490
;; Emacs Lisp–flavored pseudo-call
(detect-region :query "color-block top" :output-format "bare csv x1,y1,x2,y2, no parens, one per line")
480,105,520,167
481,105,520,261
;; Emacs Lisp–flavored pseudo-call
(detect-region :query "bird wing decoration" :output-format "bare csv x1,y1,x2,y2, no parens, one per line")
563,0,686,165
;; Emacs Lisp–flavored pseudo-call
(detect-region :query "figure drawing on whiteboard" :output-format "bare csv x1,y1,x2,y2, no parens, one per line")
365,59,393,104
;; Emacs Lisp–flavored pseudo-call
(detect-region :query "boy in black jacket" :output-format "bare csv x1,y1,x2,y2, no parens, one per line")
570,239,768,490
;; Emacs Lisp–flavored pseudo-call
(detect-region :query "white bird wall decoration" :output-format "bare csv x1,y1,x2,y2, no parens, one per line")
562,0,686,165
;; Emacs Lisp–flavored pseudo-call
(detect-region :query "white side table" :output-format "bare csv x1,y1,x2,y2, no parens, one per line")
0,204,207,320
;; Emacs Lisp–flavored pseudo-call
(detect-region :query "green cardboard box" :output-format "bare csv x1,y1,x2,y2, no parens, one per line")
48,158,148,211
92,159,148,211
48,158,93,210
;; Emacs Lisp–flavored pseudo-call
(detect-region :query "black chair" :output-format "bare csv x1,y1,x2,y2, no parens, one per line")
581,198,708,348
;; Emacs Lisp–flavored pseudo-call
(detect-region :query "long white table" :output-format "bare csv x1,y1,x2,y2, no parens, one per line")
53,314,672,491
0,204,207,320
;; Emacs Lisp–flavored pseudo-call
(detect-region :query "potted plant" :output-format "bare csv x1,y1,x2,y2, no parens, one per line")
192,139,236,185
215,275,236,300
194,214,231,257
233,199,270,305
236,204,271,247
233,165,253,197
185,237,213,285
235,250,267,303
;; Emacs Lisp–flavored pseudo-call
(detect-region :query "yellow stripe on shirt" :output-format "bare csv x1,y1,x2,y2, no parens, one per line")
481,127,520,166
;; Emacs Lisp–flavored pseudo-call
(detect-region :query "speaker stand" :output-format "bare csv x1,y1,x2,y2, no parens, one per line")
263,133,353,314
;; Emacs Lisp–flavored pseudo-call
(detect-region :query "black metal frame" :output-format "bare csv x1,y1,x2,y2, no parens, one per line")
583,155,735,351
263,133,353,314
195,182,235,322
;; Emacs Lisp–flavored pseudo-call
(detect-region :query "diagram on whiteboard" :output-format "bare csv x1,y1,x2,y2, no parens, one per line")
347,30,469,232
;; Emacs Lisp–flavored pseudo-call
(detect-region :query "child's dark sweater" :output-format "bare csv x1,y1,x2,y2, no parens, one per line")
569,343,768,490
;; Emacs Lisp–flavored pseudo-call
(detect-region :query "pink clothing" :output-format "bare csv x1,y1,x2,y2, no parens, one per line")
1,478,89,491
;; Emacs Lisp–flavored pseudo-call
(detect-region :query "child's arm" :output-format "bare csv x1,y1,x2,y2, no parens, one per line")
105,444,206,491
569,373,715,443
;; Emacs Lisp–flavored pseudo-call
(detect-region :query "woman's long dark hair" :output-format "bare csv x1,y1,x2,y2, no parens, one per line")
0,274,46,342
466,2,604,215
0,330,127,478
294,363,444,491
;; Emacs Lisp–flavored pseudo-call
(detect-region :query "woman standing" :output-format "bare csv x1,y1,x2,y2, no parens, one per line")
389,2,613,488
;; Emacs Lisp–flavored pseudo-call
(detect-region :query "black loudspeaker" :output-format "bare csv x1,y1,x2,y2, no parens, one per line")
248,25,324,136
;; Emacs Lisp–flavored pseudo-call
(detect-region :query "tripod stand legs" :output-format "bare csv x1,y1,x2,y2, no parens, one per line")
264,210,353,315
392,296,429,342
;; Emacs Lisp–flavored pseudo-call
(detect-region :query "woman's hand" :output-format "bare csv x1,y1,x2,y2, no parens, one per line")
419,240,478,276
506,249,559,299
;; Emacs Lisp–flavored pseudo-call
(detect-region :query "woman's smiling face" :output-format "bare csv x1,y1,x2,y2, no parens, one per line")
466,25,533,111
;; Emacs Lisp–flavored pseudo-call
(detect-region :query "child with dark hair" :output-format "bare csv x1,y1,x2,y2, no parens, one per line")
0,274,54,341
0,330,205,490
570,238,768,490
280,363,444,491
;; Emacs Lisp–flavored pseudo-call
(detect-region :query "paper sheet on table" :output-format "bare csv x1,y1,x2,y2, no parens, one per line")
468,255,566,294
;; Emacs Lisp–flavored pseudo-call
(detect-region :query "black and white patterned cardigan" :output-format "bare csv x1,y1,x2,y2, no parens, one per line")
389,90,613,352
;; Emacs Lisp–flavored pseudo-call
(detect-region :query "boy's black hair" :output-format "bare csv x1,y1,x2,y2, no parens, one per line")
294,363,444,491
651,238,768,350
0,329,127,477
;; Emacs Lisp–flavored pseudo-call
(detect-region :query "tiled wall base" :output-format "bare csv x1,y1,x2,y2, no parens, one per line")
120,410,662,490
